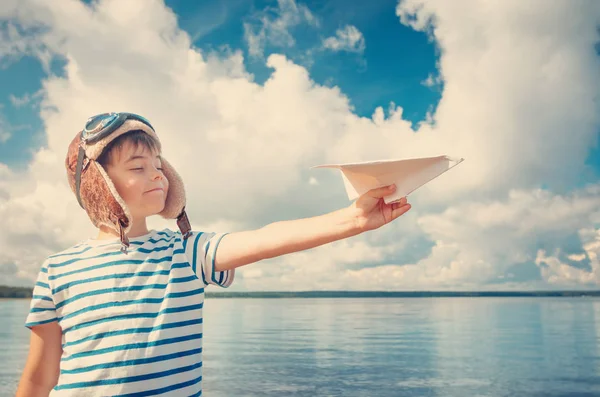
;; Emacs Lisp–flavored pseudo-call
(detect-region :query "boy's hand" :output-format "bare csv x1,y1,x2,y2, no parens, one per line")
348,184,411,233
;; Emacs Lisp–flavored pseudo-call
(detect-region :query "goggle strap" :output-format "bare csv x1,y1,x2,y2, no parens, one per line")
75,145,86,209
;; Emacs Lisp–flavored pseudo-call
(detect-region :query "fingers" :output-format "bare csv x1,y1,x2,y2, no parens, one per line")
365,185,412,222
388,197,407,211
393,197,408,206
391,203,411,220
368,184,397,199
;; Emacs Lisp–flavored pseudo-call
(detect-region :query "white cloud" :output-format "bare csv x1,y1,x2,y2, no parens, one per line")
8,89,43,108
535,209,600,287
237,185,600,291
9,93,31,107
243,0,318,58
185,1,240,43
0,19,53,72
414,185,600,287
322,25,365,53
395,0,600,201
0,22,28,60
0,0,598,291
421,72,442,88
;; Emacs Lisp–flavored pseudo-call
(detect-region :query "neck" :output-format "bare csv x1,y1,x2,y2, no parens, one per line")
96,217,150,240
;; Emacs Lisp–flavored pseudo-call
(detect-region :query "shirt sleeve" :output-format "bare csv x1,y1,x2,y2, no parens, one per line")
25,260,58,329
183,231,235,288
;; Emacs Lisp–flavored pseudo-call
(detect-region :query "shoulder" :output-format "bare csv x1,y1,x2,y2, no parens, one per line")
45,241,91,263
162,228,216,243
168,230,220,253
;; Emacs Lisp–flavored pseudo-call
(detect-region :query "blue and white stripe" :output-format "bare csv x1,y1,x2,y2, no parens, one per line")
25,228,234,396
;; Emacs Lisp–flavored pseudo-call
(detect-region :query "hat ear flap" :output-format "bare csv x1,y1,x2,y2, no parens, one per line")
159,157,186,219
82,161,132,235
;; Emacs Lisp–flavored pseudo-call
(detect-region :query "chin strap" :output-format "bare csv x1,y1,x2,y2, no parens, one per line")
118,219,130,254
177,208,192,240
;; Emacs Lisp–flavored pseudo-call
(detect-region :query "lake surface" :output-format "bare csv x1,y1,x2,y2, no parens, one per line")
2,297,599,396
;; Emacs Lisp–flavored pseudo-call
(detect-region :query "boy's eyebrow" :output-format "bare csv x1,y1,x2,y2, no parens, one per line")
124,154,162,163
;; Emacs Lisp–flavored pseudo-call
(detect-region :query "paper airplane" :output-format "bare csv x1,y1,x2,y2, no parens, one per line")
311,155,464,204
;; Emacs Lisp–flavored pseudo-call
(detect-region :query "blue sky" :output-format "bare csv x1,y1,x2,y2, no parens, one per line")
1,0,441,169
1,0,598,180
171,0,441,120
1,0,599,290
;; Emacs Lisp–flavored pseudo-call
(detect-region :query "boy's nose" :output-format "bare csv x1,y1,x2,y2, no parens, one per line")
151,169,163,180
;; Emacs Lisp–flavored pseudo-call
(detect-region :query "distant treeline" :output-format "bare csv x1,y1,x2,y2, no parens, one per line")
0,285,33,298
204,290,600,298
2,285,600,299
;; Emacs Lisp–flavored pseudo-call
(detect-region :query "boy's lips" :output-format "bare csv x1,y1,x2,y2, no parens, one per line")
145,188,164,193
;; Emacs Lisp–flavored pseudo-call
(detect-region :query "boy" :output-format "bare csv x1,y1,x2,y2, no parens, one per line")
16,112,411,396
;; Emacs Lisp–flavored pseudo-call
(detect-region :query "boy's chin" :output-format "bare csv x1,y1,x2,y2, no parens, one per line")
138,204,166,218
150,204,167,215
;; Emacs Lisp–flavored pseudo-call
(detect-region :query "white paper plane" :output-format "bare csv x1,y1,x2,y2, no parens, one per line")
311,155,464,204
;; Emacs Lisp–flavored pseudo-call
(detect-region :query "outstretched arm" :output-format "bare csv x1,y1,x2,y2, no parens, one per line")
214,184,411,272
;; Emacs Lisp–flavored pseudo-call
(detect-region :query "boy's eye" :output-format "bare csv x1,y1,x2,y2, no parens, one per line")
130,167,163,171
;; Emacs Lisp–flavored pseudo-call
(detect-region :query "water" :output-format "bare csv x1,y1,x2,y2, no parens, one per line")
2,297,600,396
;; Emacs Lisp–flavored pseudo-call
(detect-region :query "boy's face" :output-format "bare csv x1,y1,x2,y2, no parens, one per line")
104,141,169,221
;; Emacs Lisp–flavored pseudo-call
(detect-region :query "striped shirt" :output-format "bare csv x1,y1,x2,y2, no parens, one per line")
25,228,234,396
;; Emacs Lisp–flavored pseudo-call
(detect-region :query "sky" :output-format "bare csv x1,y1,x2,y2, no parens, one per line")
0,0,599,291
